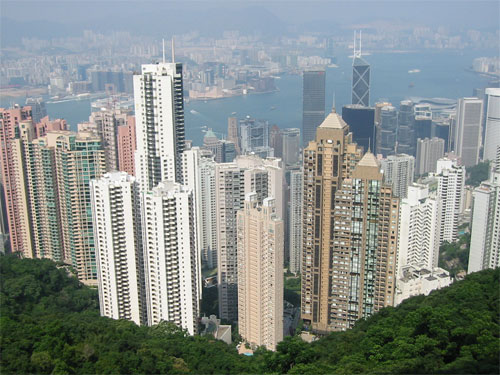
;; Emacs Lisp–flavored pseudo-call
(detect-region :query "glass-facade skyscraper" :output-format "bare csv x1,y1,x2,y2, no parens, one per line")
302,70,325,146
352,56,370,107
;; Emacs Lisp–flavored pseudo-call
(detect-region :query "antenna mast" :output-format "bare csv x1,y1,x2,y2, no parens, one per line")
162,39,165,63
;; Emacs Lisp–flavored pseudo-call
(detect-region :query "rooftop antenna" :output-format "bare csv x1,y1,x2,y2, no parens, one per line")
368,138,371,153
332,91,336,113
359,30,362,56
162,38,166,63
171,36,175,63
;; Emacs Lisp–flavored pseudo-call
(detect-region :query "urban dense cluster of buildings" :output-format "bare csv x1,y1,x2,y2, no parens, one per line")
1,44,499,351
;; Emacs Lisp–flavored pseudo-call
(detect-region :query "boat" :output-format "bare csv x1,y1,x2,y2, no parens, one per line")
190,109,198,114
408,69,421,74
270,106,276,110
231,112,237,115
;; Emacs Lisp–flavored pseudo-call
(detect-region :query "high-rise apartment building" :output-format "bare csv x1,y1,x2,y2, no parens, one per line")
142,182,200,335
134,62,185,190
237,194,283,351
216,155,284,322
378,105,398,157
55,131,106,284
436,158,465,244
0,106,33,256
90,109,129,172
396,100,415,155
289,169,303,275
468,147,500,273
380,154,415,198
302,70,326,146
416,137,445,176
301,110,399,333
91,172,146,325
483,88,500,161
397,184,441,278
341,104,375,152
117,116,136,176
454,97,483,167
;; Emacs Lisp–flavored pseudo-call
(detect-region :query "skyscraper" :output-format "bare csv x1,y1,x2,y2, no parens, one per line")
351,32,370,107
483,88,500,161
289,169,303,275
270,125,283,158
117,116,137,176
301,110,399,333
341,104,375,152
416,137,445,176
227,116,240,155
281,128,301,167
378,105,398,157
302,70,326,146
380,154,415,198
134,62,185,190
91,172,146,325
55,131,106,284
397,183,441,278
436,157,465,244
239,116,272,156
237,194,283,351
396,100,415,155
454,97,483,167
216,156,284,322
0,106,33,256
141,181,200,335
468,147,500,273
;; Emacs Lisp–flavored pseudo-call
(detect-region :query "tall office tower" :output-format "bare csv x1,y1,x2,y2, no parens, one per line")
0,106,33,255
351,31,370,107
281,128,301,167
397,184,441,278
216,155,284,321
416,137,445,175
378,105,398,157
237,194,284,351
239,116,272,155
436,158,465,244
302,70,326,146
301,111,364,333
21,128,63,261
454,97,483,167
341,104,375,152
117,116,136,176
289,169,303,275
396,100,415,155
90,109,129,172
380,154,415,198
432,117,451,152
483,88,500,161
134,62,185,190
55,132,106,284
142,182,200,335
468,147,500,273
270,125,283,158
25,97,47,124
374,101,391,154
227,117,240,155
90,172,146,326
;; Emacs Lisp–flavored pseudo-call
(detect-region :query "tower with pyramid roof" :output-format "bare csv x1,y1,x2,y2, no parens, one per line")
301,112,399,334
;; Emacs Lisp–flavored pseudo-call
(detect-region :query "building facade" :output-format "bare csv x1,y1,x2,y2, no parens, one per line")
416,137,445,176
289,169,303,275
454,97,483,167
302,70,326,146
380,154,415,198
483,88,500,162
237,194,283,351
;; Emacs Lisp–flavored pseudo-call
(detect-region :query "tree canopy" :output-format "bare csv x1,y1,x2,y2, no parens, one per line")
1,255,499,374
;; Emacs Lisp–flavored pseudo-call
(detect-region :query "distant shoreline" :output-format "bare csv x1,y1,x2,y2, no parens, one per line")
187,87,280,102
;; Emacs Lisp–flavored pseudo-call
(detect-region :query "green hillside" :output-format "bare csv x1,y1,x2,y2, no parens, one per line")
1,255,498,374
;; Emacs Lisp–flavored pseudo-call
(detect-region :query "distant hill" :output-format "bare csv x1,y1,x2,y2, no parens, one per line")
1,255,498,374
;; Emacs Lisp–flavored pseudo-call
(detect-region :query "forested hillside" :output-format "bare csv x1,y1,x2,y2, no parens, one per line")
1,255,499,374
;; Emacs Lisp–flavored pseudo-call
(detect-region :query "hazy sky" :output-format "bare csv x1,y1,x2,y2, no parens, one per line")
1,1,499,45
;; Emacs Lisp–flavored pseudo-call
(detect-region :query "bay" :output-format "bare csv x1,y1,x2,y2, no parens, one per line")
1,49,495,146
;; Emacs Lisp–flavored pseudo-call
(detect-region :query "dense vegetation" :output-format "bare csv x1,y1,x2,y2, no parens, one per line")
1,255,499,374
466,161,490,186
439,232,471,277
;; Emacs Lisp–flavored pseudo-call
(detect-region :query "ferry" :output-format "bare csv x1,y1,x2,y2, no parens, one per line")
408,69,421,74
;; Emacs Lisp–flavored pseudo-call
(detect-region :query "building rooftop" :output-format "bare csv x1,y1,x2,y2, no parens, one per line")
357,152,379,168
318,111,347,130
